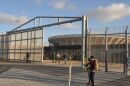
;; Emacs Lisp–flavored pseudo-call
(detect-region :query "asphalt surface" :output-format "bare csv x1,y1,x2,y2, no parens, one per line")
0,62,129,86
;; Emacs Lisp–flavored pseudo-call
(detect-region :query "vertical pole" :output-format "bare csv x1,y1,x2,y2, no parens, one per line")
125,26,128,75
5,33,7,61
9,33,11,60
68,54,72,86
14,33,16,61
6,33,9,61
88,29,91,60
33,18,36,61
20,31,22,61
105,28,108,72
19,26,21,61
33,30,36,61
1,32,3,61
41,28,44,62
27,31,29,61
85,17,88,62
38,18,41,26
8,34,10,61
81,15,87,68
30,31,32,61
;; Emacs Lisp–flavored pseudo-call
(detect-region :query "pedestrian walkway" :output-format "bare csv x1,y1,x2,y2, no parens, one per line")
0,61,128,86
0,60,81,67
0,68,126,86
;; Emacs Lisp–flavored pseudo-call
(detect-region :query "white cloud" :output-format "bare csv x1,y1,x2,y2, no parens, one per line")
35,0,43,4
67,4,76,10
87,3,130,23
16,16,28,25
31,0,43,6
0,13,28,25
52,1,65,9
50,0,76,10
61,23,79,29
49,18,79,29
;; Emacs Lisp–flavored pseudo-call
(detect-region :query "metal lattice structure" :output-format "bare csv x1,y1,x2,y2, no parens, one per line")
0,16,87,67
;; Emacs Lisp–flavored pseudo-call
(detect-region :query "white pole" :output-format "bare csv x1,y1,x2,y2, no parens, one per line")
81,15,87,68
69,55,72,86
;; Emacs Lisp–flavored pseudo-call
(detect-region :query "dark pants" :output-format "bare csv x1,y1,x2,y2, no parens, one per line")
26,57,29,63
88,71,90,83
90,71,95,86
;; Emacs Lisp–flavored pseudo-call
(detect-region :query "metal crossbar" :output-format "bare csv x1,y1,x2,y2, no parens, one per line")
11,16,82,32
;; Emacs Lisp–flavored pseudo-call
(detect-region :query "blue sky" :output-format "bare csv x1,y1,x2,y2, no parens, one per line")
0,0,130,35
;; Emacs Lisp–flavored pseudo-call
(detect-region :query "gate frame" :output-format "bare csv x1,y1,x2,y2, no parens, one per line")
2,15,88,68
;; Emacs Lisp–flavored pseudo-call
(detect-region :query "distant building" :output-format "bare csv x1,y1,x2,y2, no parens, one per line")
46,34,129,63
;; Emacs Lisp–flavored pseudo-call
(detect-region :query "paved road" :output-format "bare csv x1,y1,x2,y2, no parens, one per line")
0,62,129,86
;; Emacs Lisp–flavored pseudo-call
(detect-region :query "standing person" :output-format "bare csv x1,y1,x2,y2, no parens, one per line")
26,52,30,63
56,52,61,63
63,53,67,64
89,56,97,86
52,52,56,63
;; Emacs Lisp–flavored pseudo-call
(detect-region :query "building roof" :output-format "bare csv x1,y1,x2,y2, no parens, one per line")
48,34,130,46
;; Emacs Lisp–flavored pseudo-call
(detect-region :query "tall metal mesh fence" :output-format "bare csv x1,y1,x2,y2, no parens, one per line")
88,26,128,73
0,28,43,62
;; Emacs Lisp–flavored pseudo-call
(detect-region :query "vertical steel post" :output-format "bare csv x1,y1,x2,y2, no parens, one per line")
14,33,16,61
38,18,41,26
125,26,128,75
85,17,88,62
20,31,22,61
105,28,108,72
33,30,36,61
33,18,36,61
81,15,87,68
41,28,44,62
5,33,7,61
30,31,32,61
88,29,91,60
68,55,72,86
27,31,29,61
1,32,3,60
9,33,11,60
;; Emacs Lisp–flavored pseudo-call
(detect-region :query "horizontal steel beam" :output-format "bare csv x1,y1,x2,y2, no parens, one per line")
36,16,82,19
11,16,82,31
38,18,82,28
8,18,82,34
